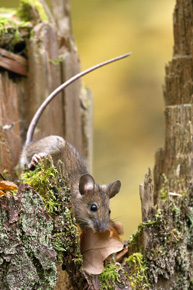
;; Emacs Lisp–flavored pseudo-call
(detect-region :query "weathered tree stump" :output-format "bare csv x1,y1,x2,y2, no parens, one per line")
0,0,92,178
132,0,193,289
154,0,193,202
0,0,93,289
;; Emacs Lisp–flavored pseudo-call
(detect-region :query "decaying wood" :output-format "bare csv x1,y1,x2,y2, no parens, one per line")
154,0,193,202
133,169,193,289
0,72,22,174
134,0,193,289
51,0,93,167
139,168,154,222
0,158,86,290
0,0,92,178
0,1,93,289
0,48,27,76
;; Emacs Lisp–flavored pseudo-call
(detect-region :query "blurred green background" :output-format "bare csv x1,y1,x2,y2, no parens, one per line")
1,0,175,239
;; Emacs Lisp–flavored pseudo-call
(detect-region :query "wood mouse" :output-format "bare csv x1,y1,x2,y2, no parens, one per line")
20,53,131,232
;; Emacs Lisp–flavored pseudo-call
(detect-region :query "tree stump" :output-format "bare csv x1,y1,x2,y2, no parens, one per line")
0,0,93,178
0,1,93,289
133,0,193,289
154,0,193,202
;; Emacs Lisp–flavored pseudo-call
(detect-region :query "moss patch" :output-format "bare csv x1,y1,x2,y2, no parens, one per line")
0,183,57,289
21,157,82,267
0,0,49,51
17,0,49,23
100,261,130,290
21,157,59,213
100,263,121,290
0,15,24,48
0,156,83,289
126,253,150,290
128,182,193,289
20,185,57,289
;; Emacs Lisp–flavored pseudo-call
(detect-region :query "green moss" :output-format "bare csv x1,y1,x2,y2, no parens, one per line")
141,187,193,288
1,156,83,288
52,207,82,265
100,263,122,290
0,16,23,47
0,7,32,50
49,57,63,65
128,219,157,249
20,157,59,213
0,17,15,33
0,1,50,52
17,0,48,22
160,173,168,201
126,253,150,290
21,157,83,277
127,195,192,287
20,185,57,288
0,183,56,289
10,190,18,195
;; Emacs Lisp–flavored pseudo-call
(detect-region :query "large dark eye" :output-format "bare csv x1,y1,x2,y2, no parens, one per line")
90,204,98,212
109,209,111,215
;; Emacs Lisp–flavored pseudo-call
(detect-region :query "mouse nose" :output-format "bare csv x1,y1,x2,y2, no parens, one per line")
93,219,109,232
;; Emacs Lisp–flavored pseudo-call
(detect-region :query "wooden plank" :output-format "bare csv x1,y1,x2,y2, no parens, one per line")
61,51,83,154
22,22,64,141
0,72,22,174
0,48,27,65
0,55,27,76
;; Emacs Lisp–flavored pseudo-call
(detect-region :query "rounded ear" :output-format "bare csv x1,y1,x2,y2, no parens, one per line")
108,180,121,199
79,174,95,195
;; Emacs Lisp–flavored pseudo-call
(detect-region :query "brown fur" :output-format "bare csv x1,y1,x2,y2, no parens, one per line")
20,135,121,232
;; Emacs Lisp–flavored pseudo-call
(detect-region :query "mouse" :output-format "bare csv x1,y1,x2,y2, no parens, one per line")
20,135,121,232
20,53,131,232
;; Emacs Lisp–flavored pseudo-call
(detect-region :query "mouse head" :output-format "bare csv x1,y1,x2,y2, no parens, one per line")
74,173,121,232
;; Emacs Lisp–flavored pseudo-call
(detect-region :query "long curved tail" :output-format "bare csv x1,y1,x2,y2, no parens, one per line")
25,52,131,145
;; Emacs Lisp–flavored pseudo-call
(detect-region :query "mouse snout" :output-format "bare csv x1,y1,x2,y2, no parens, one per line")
93,219,109,233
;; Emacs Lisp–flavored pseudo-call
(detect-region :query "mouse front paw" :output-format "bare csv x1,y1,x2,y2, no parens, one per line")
28,153,46,169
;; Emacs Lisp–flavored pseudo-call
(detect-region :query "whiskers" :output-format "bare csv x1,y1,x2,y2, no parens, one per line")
76,216,91,230
110,214,129,236
73,204,93,230
110,213,128,223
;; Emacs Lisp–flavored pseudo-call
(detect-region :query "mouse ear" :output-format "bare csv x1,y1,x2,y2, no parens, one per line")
108,180,121,199
79,174,95,195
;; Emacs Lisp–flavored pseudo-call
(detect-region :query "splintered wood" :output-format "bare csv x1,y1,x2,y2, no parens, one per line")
0,1,92,177
154,0,193,202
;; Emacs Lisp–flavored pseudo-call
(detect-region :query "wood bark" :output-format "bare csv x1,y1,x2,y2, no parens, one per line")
133,0,193,289
154,0,193,202
0,0,92,178
0,1,92,289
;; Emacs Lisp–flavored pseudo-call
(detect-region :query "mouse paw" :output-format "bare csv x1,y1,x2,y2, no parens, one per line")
28,153,46,169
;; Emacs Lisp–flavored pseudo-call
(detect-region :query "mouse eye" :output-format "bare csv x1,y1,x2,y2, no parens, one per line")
109,209,111,215
90,204,98,212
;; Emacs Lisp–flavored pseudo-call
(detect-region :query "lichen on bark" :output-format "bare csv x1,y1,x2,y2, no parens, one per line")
128,171,193,290
0,157,83,289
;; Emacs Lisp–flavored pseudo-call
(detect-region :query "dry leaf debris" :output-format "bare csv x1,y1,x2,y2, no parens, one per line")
0,180,18,196
80,226,123,274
